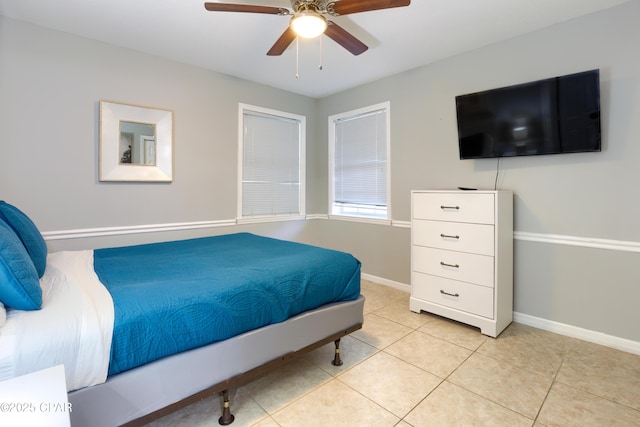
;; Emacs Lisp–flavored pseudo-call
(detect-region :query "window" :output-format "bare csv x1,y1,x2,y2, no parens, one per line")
238,104,305,220
329,102,390,221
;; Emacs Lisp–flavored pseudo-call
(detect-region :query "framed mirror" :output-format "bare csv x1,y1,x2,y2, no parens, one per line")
99,101,173,182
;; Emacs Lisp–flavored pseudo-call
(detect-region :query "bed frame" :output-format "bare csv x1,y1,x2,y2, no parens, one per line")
68,295,365,426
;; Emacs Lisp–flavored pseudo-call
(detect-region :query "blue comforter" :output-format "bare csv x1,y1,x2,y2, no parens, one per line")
93,233,361,376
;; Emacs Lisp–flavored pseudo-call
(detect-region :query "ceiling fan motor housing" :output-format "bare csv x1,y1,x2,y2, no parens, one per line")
292,1,328,14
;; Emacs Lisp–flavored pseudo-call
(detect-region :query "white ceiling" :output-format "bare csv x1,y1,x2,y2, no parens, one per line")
0,0,631,98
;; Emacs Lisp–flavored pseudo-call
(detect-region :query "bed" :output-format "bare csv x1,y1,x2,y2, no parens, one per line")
0,201,364,426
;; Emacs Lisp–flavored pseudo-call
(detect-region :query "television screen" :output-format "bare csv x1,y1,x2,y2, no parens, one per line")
456,70,601,159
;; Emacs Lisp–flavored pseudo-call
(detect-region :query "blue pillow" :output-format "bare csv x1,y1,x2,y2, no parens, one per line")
0,201,47,278
0,220,42,310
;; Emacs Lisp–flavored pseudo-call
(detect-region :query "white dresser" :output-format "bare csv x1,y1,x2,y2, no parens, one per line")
409,190,513,337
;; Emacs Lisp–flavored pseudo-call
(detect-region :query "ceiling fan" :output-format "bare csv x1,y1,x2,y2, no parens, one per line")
204,0,411,56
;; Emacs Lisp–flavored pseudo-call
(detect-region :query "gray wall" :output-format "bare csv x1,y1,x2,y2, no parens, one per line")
314,1,640,342
1,1,639,344
0,15,316,235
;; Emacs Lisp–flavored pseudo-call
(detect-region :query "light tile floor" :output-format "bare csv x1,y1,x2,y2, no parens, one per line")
147,280,640,427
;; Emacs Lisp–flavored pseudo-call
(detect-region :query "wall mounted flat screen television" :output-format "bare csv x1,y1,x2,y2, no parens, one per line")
455,69,601,159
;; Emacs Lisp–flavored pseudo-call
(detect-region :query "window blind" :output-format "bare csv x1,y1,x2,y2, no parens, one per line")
332,107,388,218
242,110,302,217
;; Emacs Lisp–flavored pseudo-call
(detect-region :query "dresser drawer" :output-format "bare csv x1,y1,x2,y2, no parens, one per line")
413,192,495,224
412,272,494,318
413,220,494,256
412,246,494,287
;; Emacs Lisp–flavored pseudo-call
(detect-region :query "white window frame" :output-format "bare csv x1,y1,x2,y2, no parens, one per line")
238,104,306,222
328,101,391,224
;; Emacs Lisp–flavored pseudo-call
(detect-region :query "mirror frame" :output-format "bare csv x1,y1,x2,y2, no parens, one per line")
99,101,173,182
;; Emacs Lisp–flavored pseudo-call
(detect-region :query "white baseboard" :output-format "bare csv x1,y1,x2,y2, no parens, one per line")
361,273,410,293
513,312,640,355
362,275,640,356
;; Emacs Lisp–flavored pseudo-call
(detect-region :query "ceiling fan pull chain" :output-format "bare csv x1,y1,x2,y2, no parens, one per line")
319,36,323,71
295,36,300,79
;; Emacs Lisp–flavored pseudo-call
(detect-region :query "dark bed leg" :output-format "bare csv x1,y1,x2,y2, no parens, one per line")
218,390,235,425
331,338,343,366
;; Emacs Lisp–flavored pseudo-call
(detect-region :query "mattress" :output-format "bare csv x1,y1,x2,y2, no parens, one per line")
94,232,361,376
1,233,361,396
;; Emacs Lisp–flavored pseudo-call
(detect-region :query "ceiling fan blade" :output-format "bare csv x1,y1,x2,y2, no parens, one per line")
206,0,291,6
267,27,297,56
324,21,368,55
204,2,289,15
328,0,410,16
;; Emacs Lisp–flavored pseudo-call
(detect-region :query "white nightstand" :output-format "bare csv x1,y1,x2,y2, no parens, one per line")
0,365,71,427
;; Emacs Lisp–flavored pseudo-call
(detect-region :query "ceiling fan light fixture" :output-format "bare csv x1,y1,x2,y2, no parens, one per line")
290,10,327,38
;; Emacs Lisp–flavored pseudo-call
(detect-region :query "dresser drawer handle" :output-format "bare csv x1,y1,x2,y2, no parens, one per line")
440,233,460,239
440,261,460,268
440,290,460,298
440,205,460,210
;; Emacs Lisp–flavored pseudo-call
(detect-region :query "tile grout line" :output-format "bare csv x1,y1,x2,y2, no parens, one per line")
529,342,569,425
551,340,640,415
